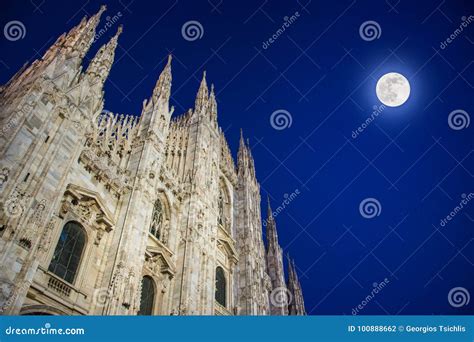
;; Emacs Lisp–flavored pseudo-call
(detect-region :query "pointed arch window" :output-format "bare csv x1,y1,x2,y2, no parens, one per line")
138,276,155,315
48,221,86,284
215,266,227,307
149,199,164,241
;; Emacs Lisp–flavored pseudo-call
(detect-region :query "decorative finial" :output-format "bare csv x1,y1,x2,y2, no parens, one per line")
267,195,274,218
94,5,107,18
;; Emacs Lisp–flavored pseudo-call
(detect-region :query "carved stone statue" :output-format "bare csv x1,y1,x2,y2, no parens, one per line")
218,191,224,225
150,200,164,241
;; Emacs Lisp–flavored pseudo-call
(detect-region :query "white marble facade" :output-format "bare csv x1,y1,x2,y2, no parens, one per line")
0,6,306,316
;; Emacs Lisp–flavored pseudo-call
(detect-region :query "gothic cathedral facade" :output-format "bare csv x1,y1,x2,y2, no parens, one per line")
0,6,305,316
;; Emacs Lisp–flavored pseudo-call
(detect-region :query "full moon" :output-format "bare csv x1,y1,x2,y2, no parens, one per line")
376,72,410,107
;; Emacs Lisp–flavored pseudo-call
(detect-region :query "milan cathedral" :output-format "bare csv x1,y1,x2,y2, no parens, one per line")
0,6,305,316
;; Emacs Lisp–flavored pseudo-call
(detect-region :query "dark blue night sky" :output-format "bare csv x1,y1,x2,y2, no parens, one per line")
1,0,473,315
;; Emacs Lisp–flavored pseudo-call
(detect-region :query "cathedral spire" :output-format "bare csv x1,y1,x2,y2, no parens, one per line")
267,195,273,219
237,131,256,179
237,129,248,172
194,71,208,114
266,200,288,315
86,25,122,86
288,257,301,288
266,196,278,250
63,5,107,59
151,54,172,103
138,54,174,138
2,5,107,95
291,258,298,281
286,253,298,294
239,128,245,150
286,254,306,315
209,83,217,122
286,253,294,281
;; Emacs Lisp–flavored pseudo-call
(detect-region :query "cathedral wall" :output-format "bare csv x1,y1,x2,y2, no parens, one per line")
22,157,122,315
